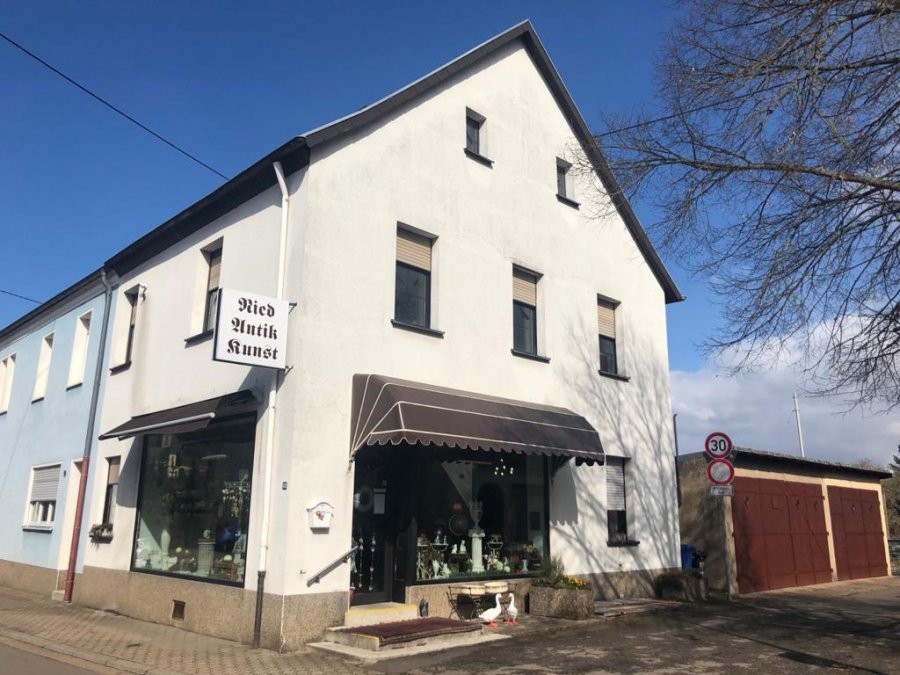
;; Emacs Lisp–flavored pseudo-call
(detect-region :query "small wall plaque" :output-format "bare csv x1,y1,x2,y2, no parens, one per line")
307,502,334,530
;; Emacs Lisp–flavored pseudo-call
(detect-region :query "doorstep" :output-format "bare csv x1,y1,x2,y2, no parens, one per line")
312,616,507,662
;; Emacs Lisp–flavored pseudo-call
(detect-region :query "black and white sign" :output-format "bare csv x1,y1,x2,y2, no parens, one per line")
709,485,734,497
213,288,289,370
704,431,734,459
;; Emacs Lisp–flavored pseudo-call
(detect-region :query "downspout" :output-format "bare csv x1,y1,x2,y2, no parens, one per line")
673,413,681,508
64,269,113,602
253,161,291,648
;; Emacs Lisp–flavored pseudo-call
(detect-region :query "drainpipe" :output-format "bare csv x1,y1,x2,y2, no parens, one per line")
673,413,681,508
253,162,291,648
64,269,113,602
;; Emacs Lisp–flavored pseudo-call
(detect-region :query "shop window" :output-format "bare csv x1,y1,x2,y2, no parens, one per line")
102,457,120,524
607,457,630,543
25,464,61,529
409,453,547,581
132,415,255,585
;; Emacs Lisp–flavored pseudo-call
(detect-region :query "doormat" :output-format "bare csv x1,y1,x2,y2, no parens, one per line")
343,617,481,646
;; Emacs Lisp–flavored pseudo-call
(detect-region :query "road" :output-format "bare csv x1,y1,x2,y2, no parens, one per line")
0,640,104,675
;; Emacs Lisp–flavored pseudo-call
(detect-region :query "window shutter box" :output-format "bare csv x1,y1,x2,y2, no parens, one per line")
31,465,61,502
396,229,432,271
513,270,537,306
107,458,121,484
607,458,626,510
597,302,616,338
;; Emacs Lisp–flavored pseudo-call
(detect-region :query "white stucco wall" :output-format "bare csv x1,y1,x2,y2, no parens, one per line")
83,177,306,590
81,39,679,602
282,41,679,595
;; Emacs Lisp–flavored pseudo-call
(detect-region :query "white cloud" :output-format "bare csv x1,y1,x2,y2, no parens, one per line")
671,366,900,467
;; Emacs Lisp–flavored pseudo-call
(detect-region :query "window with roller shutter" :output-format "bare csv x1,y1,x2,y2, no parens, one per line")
25,464,61,528
607,457,629,542
394,227,434,329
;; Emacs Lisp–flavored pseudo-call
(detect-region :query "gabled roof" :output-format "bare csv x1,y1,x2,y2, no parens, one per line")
42,21,683,320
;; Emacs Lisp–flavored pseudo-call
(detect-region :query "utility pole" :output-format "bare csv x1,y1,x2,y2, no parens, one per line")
792,392,806,458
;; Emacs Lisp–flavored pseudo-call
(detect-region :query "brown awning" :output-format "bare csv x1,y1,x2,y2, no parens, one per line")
350,374,603,462
99,390,256,440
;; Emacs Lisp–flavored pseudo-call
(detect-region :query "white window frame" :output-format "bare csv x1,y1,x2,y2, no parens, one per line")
32,332,54,402
67,311,92,388
24,463,62,530
0,353,15,413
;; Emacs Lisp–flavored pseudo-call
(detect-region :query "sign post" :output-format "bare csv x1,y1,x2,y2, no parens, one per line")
704,431,734,601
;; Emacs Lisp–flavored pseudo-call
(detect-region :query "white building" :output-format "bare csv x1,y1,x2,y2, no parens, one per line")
5,22,684,649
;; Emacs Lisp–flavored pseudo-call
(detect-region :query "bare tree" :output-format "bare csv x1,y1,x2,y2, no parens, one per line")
593,0,899,408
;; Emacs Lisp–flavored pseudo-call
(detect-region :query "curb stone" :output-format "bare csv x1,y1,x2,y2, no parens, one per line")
0,626,183,675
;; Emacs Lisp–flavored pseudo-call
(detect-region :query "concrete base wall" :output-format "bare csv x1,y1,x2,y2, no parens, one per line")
73,566,346,651
586,567,677,600
0,559,61,596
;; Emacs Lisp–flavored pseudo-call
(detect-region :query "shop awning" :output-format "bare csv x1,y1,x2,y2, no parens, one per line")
350,374,604,462
99,390,256,440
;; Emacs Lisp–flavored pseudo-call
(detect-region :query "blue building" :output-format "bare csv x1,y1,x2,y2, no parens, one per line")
0,271,111,596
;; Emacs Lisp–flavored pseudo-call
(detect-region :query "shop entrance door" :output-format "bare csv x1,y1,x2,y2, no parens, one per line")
351,457,413,605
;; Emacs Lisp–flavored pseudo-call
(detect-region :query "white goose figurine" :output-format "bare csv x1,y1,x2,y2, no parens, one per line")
505,592,518,624
477,593,503,627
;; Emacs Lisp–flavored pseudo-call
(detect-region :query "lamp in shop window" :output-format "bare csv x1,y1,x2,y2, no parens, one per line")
494,457,514,477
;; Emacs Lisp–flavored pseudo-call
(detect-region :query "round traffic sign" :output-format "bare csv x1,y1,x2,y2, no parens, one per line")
707,458,735,486
704,431,733,459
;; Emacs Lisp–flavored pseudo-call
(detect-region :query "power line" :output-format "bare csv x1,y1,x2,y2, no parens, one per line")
0,288,41,305
0,31,230,181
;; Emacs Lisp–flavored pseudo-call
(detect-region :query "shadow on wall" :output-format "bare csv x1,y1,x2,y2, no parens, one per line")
550,317,679,597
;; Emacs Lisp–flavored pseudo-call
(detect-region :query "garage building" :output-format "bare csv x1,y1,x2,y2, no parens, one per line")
679,448,891,595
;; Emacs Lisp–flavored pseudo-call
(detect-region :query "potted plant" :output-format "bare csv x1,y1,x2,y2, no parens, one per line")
89,523,113,542
529,556,594,620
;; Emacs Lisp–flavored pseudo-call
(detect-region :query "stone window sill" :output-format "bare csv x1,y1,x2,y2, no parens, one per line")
556,194,580,209
185,329,214,346
607,539,640,547
22,525,53,533
391,320,445,339
511,349,551,363
598,370,630,382
464,148,494,167
110,361,132,375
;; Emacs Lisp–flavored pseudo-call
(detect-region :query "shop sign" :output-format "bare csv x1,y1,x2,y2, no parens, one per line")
213,288,289,370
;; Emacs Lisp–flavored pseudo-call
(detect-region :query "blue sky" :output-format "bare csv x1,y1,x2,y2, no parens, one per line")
1,2,896,464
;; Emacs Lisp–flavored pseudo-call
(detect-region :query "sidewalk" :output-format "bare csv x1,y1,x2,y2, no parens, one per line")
0,585,363,675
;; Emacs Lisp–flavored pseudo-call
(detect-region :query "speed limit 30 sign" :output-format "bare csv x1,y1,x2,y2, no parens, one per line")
704,432,733,459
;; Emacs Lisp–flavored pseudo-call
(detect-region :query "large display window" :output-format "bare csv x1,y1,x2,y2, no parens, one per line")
131,415,255,585
411,453,547,581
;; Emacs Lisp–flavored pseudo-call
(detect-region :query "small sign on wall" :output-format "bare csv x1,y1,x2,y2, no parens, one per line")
213,288,289,370
307,502,334,530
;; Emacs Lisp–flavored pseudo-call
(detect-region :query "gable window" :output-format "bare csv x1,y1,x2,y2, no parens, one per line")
556,158,580,208
102,457,120,525
394,227,433,330
0,354,15,413
512,267,539,356
67,312,92,388
464,108,491,165
203,247,222,332
597,297,619,376
25,464,61,529
607,457,630,544
32,333,54,401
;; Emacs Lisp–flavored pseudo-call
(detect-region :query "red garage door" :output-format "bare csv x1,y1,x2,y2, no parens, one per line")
827,486,888,580
732,477,831,593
